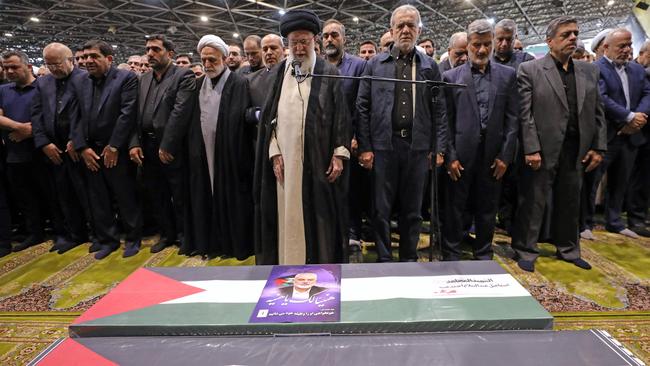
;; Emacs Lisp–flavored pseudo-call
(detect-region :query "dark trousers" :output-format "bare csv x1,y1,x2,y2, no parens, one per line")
0,158,10,247
497,141,521,234
348,153,370,241
512,137,582,262
6,160,63,240
443,139,500,261
625,142,650,228
142,134,185,243
85,147,142,249
372,136,428,262
48,155,90,243
581,136,637,232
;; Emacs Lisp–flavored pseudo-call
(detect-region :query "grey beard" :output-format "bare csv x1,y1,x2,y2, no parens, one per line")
325,46,340,57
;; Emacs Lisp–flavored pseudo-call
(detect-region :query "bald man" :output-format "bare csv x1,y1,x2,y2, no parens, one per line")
31,43,91,253
379,31,393,53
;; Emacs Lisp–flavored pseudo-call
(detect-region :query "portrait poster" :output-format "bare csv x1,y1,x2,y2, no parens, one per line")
249,264,341,323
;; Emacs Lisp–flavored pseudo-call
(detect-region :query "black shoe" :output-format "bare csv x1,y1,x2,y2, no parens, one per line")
123,241,141,258
630,226,650,238
563,257,592,270
88,240,102,253
95,245,118,260
13,236,44,252
150,240,173,253
517,259,535,272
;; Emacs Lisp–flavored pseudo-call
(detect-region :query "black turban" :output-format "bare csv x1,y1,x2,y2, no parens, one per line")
279,9,321,38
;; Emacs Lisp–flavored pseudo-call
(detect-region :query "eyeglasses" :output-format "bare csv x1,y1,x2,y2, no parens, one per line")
45,58,72,69
288,38,313,48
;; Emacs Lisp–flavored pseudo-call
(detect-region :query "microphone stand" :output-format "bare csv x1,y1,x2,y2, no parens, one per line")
305,71,466,262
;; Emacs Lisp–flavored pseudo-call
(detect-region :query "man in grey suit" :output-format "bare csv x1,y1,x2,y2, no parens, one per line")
512,16,606,272
129,34,195,254
441,19,519,261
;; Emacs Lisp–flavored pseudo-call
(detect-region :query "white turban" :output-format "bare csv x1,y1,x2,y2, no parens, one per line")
197,34,228,56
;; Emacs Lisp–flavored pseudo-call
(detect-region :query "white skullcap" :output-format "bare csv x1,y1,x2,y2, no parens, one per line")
197,34,228,56
590,29,612,53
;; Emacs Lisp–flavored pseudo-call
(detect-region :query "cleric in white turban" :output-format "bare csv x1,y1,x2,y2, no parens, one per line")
180,34,256,260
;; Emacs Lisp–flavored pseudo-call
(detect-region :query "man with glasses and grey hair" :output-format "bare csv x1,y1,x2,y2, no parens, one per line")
512,16,606,272
357,4,447,262
254,10,350,265
439,32,468,74
441,19,518,261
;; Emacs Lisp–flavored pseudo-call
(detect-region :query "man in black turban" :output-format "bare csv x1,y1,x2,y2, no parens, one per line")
254,9,351,265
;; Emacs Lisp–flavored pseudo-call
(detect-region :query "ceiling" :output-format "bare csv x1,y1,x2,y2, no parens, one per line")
0,0,639,62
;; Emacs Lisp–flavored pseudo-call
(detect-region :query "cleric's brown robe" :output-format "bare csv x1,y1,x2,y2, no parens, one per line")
254,58,351,265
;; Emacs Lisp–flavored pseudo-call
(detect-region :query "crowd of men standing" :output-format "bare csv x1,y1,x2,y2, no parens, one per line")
0,5,649,273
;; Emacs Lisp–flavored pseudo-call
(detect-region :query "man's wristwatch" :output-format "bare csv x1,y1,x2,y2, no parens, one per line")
108,146,118,153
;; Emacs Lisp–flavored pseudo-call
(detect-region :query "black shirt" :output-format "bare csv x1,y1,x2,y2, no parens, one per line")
553,57,579,139
471,63,491,132
54,73,72,146
141,65,172,133
90,72,108,140
391,46,415,132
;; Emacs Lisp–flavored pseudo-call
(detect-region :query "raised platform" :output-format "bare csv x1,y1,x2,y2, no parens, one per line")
31,330,645,366
69,261,552,337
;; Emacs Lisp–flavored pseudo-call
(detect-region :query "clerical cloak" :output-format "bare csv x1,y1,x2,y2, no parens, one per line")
253,58,351,265
183,72,256,259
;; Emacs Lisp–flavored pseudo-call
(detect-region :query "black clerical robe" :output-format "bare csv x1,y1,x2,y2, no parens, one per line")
183,73,256,259
253,58,351,265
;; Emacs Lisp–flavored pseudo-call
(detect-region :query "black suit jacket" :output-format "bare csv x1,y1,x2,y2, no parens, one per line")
71,66,138,152
32,67,87,149
443,62,519,165
129,65,195,155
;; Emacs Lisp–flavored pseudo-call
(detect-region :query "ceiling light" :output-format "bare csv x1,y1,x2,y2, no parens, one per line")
487,18,495,25
607,0,615,6
353,16,359,22
200,15,208,22
112,45,118,49
4,33,13,37
279,9,286,15
30,17,40,22
233,33,239,38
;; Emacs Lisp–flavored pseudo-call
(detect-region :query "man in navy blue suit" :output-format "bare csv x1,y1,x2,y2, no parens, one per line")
322,18,368,250
32,43,92,254
581,28,650,240
441,19,519,260
71,40,142,260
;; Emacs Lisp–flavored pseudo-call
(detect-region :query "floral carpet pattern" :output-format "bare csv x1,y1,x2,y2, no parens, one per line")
0,231,648,364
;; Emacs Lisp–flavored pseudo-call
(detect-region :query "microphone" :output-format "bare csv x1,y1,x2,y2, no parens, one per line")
291,59,306,83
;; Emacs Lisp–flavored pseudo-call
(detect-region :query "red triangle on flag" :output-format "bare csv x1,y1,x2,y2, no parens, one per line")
36,338,118,366
73,268,205,324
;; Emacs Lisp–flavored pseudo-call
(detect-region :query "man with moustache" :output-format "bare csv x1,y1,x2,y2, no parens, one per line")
492,18,535,234
254,10,351,265
129,34,194,254
74,46,86,70
140,55,151,73
246,34,285,116
359,40,378,61
581,29,650,239
0,50,63,251
226,44,243,72
418,38,435,58
127,55,142,74
239,35,264,75
182,35,255,259
71,40,141,259
174,53,193,69
356,5,447,262
439,32,468,73
441,20,518,261
513,17,606,272
322,18,367,250
32,43,91,253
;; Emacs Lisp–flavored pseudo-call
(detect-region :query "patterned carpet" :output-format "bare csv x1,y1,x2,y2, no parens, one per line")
0,230,648,364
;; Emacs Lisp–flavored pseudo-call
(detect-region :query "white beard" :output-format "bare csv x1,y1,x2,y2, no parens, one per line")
204,63,225,79
289,48,316,74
